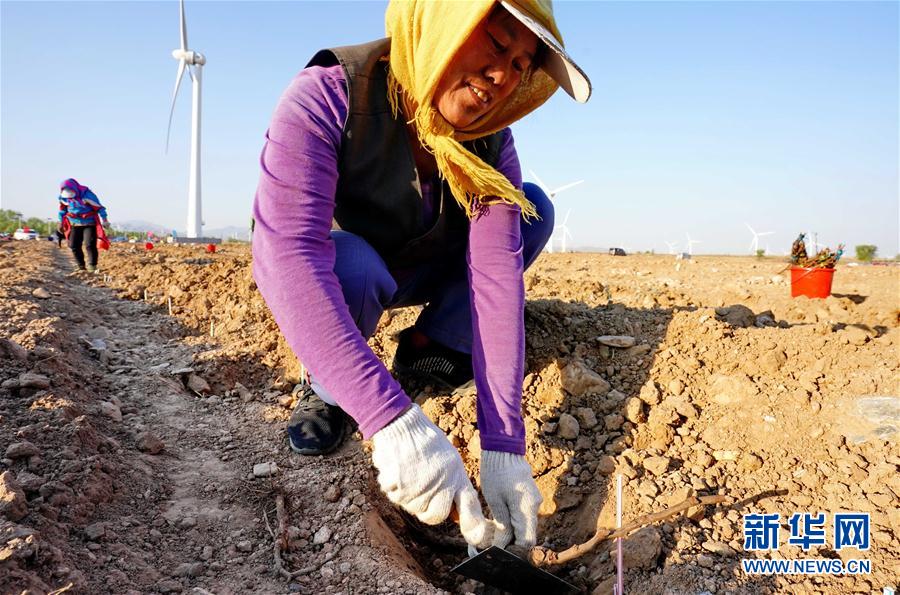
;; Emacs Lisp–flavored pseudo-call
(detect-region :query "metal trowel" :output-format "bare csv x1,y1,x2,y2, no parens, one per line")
451,546,579,595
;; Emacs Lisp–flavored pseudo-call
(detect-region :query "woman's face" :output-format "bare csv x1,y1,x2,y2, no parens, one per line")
433,7,539,129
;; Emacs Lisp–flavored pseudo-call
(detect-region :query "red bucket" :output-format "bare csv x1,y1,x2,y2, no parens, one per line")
145,242,154,251
790,266,835,298
206,244,216,253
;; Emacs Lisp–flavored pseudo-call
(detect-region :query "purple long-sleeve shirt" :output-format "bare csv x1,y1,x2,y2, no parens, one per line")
252,65,526,455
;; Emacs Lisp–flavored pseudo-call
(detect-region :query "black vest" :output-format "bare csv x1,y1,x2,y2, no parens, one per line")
306,39,503,268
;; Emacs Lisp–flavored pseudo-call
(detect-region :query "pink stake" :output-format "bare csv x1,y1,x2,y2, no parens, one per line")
615,474,624,595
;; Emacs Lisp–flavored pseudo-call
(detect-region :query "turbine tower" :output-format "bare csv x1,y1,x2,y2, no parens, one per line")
685,232,701,256
166,0,206,238
746,223,774,254
554,209,574,253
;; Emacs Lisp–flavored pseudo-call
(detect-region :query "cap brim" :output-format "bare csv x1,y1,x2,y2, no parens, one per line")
499,0,592,103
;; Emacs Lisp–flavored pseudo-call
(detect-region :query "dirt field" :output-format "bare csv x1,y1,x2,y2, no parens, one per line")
2,239,897,595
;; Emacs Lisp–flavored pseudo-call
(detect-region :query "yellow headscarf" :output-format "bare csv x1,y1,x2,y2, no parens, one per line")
385,0,562,219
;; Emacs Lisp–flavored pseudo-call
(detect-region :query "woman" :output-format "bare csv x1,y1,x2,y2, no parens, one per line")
253,0,590,550
58,178,109,273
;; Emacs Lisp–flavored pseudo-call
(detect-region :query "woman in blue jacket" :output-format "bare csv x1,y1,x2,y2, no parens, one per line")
57,178,109,272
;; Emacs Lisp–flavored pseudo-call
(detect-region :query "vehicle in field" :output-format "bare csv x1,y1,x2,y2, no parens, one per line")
13,228,38,240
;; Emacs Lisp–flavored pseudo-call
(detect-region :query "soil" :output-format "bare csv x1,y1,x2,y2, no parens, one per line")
1,240,897,595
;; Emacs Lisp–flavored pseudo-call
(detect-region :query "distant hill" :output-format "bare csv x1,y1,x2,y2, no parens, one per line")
116,220,171,235
115,220,249,240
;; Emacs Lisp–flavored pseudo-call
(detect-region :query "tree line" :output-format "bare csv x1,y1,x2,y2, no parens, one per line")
0,209,136,239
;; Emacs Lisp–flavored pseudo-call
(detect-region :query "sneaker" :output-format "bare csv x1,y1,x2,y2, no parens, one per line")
287,384,350,455
392,327,473,389
86,264,97,273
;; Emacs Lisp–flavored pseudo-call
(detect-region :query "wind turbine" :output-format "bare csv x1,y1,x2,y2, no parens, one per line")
166,0,206,239
685,232,701,256
552,209,574,253
746,223,774,254
664,240,679,255
529,170,584,199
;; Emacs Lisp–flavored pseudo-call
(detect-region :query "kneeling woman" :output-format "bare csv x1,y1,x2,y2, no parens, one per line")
253,0,591,550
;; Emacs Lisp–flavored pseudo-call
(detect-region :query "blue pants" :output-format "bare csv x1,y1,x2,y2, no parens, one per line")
331,182,554,353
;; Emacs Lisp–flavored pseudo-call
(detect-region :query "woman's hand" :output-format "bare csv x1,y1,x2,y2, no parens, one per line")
480,450,542,548
371,405,490,548
102,219,110,229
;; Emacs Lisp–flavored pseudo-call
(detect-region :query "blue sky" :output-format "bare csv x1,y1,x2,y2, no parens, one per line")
2,0,897,255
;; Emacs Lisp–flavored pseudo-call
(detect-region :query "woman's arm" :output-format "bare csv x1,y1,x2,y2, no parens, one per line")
252,66,411,438
82,190,108,221
467,129,527,455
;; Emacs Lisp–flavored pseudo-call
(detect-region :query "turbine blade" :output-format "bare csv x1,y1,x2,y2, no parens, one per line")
758,231,774,236
166,59,188,153
551,180,584,195
745,223,755,234
529,170,549,194
179,0,189,51
563,209,572,225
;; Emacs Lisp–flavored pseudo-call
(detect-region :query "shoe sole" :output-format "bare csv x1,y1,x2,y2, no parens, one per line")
287,423,349,456
391,359,465,391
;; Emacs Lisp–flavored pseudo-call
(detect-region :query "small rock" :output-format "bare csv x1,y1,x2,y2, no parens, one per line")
136,432,165,454
32,287,51,299
234,382,253,402
643,456,670,476
313,525,332,545
739,453,763,472
843,326,869,346
560,360,610,397
178,516,197,529
624,397,645,424
713,450,739,461
541,421,558,435
596,456,616,475
697,553,715,568
17,373,50,389
235,540,253,553
755,311,777,327
707,373,758,405
758,350,786,373
607,389,626,402
573,407,598,429
667,379,684,396
186,374,211,396
715,305,756,328
253,462,279,478
0,338,29,360
98,401,122,422
324,485,341,503
5,441,40,459
596,335,636,348
15,471,45,493
557,414,580,440
156,579,183,593
702,540,735,556
200,545,214,560
84,522,106,540
0,471,28,521
603,413,624,431
622,526,662,570
173,562,205,577
639,383,662,405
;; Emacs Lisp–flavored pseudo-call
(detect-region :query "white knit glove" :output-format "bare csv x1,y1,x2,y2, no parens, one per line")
481,450,543,548
372,405,490,548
